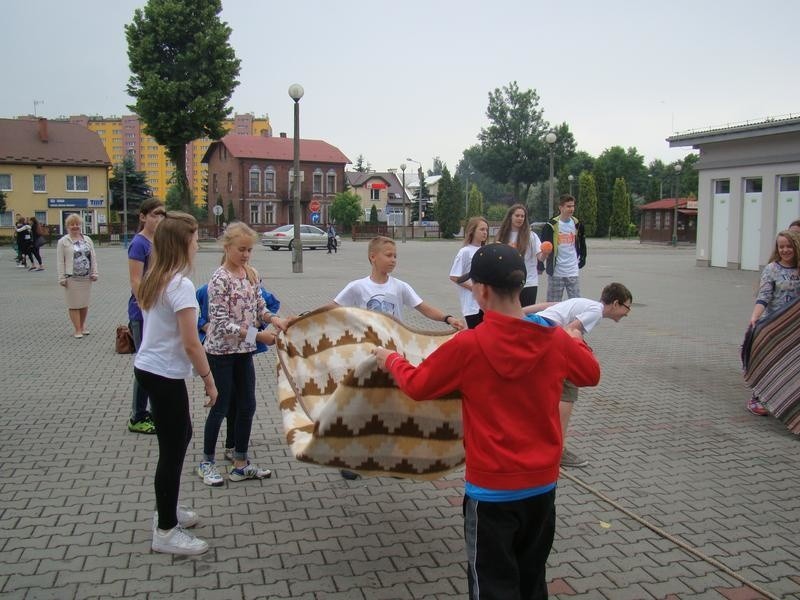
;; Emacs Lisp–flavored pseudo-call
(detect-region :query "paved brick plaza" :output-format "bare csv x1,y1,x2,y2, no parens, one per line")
1,238,798,599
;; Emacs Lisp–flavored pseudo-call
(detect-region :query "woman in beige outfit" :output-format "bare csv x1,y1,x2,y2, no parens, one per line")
56,214,99,338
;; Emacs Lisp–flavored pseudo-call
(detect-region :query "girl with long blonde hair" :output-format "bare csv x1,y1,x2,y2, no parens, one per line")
134,211,217,556
450,217,489,328
197,222,287,487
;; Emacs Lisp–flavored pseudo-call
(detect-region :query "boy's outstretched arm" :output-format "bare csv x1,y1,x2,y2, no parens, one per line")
522,301,558,314
415,301,464,330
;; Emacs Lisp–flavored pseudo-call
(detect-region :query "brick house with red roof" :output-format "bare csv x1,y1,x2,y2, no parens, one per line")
638,197,697,244
202,134,350,229
0,118,110,234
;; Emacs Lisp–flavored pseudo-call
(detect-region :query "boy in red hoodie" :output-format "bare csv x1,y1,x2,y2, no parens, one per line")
373,243,600,599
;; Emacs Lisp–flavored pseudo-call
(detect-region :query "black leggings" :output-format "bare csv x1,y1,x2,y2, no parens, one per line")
134,368,192,531
30,245,42,266
520,286,538,307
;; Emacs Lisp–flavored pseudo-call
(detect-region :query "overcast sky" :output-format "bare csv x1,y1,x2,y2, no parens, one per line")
4,0,798,173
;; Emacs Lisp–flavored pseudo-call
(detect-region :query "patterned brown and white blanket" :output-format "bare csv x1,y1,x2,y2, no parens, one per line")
275,306,464,479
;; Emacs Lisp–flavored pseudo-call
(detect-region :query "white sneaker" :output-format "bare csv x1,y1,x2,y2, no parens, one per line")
229,462,272,482
152,526,208,555
197,461,224,486
152,505,200,530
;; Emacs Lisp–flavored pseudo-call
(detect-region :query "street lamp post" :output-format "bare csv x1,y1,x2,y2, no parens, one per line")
464,171,474,221
122,149,134,248
545,132,557,217
671,163,682,247
568,173,574,196
406,157,422,225
288,83,304,273
400,163,407,243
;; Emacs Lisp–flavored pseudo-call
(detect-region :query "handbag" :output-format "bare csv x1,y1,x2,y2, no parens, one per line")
115,325,135,354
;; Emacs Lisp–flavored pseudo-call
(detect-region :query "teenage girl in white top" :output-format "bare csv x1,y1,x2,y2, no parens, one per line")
495,204,547,306
450,217,489,328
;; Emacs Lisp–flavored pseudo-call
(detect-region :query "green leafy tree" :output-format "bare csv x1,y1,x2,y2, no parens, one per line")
165,182,184,211
609,177,631,237
126,0,241,210
466,183,484,220
593,146,647,227
110,154,153,221
457,148,509,206
429,156,445,176
331,191,362,230
354,155,371,173
592,165,609,236
486,203,508,221
578,171,598,236
369,204,379,224
226,200,236,223
0,190,6,214
436,167,460,238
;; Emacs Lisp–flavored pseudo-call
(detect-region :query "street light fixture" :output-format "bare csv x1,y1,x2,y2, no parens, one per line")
400,163,407,243
671,163,682,247
406,157,423,224
288,83,304,273
545,132,557,217
568,173,575,196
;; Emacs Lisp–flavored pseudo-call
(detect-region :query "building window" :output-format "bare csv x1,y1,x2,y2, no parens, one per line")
212,173,218,194
227,173,233,193
370,188,380,201
655,212,661,229
264,203,275,224
664,211,671,229
745,178,762,193
779,175,800,192
326,171,336,194
33,174,47,193
249,167,261,193
313,170,323,194
250,203,261,224
0,174,11,191
264,168,275,193
35,210,47,224
0,211,12,227
714,180,730,194
66,175,88,192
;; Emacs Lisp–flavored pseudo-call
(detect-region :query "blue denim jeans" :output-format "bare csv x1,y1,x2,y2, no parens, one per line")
203,352,256,462
129,319,151,422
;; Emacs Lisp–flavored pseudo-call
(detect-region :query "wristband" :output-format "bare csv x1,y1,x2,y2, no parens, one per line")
200,371,211,379
443,314,453,324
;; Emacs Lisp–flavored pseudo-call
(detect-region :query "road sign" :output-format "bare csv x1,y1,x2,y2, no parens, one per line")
311,212,320,224
309,199,321,213
212,205,223,216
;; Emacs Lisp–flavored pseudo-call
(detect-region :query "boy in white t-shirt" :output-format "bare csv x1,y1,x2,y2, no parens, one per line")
525,282,632,468
327,235,463,479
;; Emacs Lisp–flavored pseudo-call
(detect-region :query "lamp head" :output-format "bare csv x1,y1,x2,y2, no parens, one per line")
545,132,557,144
400,163,406,171
288,83,304,101
568,174,574,181
674,164,682,173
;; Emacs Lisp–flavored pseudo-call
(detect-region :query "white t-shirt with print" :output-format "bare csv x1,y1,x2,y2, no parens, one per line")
508,230,542,287
538,297,602,335
135,274,199,379
449,244,481,317
554,218,579,278
334,276,423,320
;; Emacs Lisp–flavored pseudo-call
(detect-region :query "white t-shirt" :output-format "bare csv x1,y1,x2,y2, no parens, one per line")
554,218,579,278
508,230,541,287
449,244,481,317
538,298,603,335
334,276,423,320
135,274,199,379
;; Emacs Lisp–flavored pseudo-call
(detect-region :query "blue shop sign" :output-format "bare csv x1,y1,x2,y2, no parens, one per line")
49,198,88,208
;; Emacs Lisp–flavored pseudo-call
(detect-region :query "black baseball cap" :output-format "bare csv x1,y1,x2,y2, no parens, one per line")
455,243,526,289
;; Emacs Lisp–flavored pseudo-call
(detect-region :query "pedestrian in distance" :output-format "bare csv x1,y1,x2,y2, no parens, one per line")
15,216,35,269
127,199,166,435
56,213,98,338
197,222,288,487
495,203,548,306
324,235,464,479
28,216,46,270
540,194,587,302
524,282,633,468
133,211,217,556
327,222,338,254
372,243,600,600
745,230,800,416
450,216,489,328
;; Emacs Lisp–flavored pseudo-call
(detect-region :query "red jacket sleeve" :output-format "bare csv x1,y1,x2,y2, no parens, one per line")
385,337,464,401
562,332,601,387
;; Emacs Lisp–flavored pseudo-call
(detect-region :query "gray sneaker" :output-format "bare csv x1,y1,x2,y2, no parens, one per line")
152,526,208,555
560,447,588,468
197,461,224,486
229,462,271,482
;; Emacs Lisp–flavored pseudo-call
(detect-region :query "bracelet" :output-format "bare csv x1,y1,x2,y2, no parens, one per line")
443,314,453,324
200,371,211,379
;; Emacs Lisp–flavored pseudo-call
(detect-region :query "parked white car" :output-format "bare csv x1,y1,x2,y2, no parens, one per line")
260,224,341,251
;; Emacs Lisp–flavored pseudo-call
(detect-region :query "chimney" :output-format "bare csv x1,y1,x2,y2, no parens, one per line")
38,118,48,142
279,132,287,138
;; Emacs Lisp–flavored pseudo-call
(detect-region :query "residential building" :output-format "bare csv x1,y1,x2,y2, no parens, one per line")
202,133,350,229
407,174,442,222
345,171,410,224
65,112,272,203
638,197,697,244
0,118,110,235
669,115,800,270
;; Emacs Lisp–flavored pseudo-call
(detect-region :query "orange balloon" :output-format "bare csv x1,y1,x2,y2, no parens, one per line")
540,241,553,253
